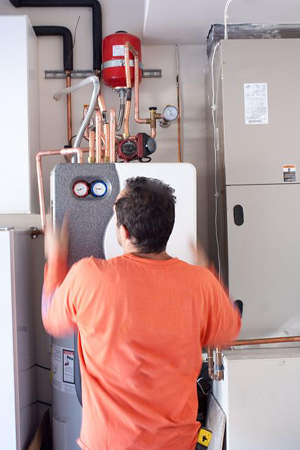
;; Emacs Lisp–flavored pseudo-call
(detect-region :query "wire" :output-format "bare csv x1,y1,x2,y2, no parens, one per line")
36,364,51,372
224,0,234,40
175,45,182,163
211,42,222,283
64,15,81,72
36,400,52,407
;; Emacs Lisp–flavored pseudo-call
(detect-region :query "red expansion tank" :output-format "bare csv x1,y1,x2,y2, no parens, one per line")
102,31,142,89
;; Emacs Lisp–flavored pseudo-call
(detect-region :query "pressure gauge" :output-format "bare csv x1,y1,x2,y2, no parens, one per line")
91,180,108,198
73,180,89,198
163,105,178,121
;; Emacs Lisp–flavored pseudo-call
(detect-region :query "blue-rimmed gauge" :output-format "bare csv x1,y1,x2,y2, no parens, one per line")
91,180,108,198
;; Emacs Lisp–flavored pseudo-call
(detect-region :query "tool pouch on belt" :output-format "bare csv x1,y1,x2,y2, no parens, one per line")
195,427,213,449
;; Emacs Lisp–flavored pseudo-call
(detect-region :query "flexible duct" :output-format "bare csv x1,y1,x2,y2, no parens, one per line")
9,0,102,70
33,26,73,70
54,76,100,148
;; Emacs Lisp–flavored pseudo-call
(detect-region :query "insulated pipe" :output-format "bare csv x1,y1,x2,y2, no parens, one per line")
36,148,85,230
9,0,102,71
33,26,73,71
95,109,102,163
54,76,100,149
109,108,116,163
33,26,74,144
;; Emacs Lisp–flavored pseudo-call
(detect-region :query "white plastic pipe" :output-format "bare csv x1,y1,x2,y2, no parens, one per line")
224,0,234,40
54,76,100,149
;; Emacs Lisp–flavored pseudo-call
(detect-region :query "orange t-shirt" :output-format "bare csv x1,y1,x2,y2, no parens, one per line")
43,254,241,450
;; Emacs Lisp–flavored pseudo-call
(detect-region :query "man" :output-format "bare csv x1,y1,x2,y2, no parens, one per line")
43,176,241,450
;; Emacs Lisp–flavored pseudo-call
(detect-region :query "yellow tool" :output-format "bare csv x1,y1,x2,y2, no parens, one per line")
197,427,213,448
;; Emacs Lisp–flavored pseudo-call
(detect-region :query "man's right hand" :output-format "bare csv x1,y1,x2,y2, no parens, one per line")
190,241,210,268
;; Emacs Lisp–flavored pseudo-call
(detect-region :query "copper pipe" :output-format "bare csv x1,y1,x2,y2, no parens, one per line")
124,42,132,89
66,71,72,144
98,94,107,114
109,108,116,163
103,124,110,162
150,108,157,138
208,347,214,378
207,346,224,381
230,336,300,347
88,130,96,163
36,147,86,230
123,99,131,139
133,55,147,125
98,95,110,161
95,109,102,163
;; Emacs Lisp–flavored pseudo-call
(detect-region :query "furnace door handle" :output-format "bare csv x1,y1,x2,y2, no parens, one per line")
233,205,244,226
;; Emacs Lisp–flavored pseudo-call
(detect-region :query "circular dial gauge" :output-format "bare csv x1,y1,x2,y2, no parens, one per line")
73,180,89,198
163,105,178,121
91,180,108,198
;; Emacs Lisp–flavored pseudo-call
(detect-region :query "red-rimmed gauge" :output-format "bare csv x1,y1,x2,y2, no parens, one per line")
73,180,89,198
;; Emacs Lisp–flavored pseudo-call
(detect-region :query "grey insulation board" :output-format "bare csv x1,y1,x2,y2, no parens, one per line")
205,394,226,450
207,23,300,57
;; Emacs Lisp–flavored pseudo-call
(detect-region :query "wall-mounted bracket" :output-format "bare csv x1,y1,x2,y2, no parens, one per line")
45,69,162,80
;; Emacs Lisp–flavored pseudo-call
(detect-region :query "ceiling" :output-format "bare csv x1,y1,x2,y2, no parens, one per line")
143,0,300,45
1,0,300,47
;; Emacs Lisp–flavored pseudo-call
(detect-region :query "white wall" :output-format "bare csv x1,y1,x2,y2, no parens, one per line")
0,2,208,250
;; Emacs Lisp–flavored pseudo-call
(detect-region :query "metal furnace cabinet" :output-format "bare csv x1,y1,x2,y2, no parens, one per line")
206,39,300,340
206,38,300,450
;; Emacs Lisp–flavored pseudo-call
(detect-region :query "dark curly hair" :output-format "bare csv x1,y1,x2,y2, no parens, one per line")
115,177,176,253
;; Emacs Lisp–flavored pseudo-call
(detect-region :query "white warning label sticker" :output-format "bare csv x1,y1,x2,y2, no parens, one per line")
63,349,75,384
52,344,76,395
244,83,268,125
283,165,296,183
113,45,125,57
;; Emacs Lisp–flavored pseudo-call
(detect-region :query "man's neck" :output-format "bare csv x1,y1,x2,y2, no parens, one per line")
130,251,172,261
123,244,172,261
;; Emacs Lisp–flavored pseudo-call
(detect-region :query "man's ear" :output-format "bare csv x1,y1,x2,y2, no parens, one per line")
121,224,131,240
120,224,130,241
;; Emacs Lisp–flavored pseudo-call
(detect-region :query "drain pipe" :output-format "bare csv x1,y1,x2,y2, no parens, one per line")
34,26,74,144
9,0,102,72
